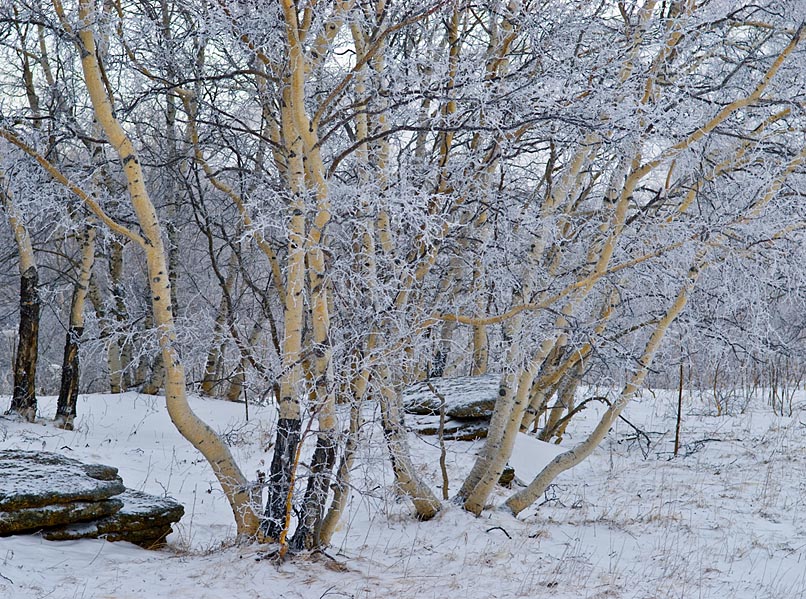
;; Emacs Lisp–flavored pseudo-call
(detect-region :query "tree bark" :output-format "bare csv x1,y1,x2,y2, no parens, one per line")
259,78,307,540
56,225,96,429
9,266,39,422
1,177,39,422
262,417,301,539
319,402,361,546
378,368,441,520
73,0,261,536
290,427,338,550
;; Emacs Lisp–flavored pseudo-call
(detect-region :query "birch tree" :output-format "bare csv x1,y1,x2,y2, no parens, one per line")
1,0,805,549
0,168,39,422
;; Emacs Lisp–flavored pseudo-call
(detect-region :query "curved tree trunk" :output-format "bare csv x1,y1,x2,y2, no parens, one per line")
378,366,441,520
505,275,696,515
74,0,261,536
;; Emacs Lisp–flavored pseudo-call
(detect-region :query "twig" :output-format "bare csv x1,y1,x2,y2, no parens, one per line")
659,437,727,460
681,437,722,457
538,484,565,507
674,353,684,455
319,587,352,598
617,414,653,449
485,526,512,539
426,382,450,500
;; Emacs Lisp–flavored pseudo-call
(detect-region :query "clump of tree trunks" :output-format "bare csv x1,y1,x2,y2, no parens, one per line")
1,0,805,554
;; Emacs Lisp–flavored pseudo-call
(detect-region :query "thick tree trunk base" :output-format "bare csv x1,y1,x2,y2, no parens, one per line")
290,429,338,551
262,417,302,540
56,326,83,430
9,266,39,422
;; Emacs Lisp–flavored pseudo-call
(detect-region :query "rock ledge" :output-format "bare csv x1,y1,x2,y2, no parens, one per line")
0,450,183,547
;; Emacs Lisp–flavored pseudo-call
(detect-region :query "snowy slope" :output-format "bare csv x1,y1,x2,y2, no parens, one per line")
0,390,804,599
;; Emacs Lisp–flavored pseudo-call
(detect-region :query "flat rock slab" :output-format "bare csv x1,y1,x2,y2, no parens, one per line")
44,522,173,547
0,450,125,511
43,489,184,547
103,525,174,547
0,498,123,535
408,415,489,441
103,490,184,530
404,375,500,419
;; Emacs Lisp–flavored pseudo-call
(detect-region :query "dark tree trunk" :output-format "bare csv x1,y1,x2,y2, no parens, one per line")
55,326,84,430
9,266,39,421
430,350,447,378
140,350,165,395
262,417,301,540
290,429,338,550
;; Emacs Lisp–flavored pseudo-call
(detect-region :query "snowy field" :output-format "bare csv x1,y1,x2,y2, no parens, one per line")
1,389,805,599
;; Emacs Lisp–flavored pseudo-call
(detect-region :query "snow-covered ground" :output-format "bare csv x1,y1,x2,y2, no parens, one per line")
1,388,805,599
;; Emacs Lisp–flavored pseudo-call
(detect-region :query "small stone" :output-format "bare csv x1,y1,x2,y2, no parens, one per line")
499,465,515,487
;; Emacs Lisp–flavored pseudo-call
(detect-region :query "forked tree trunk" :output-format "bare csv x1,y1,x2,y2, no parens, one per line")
261,82,307,542
278,2,342,550
56,225,96,429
